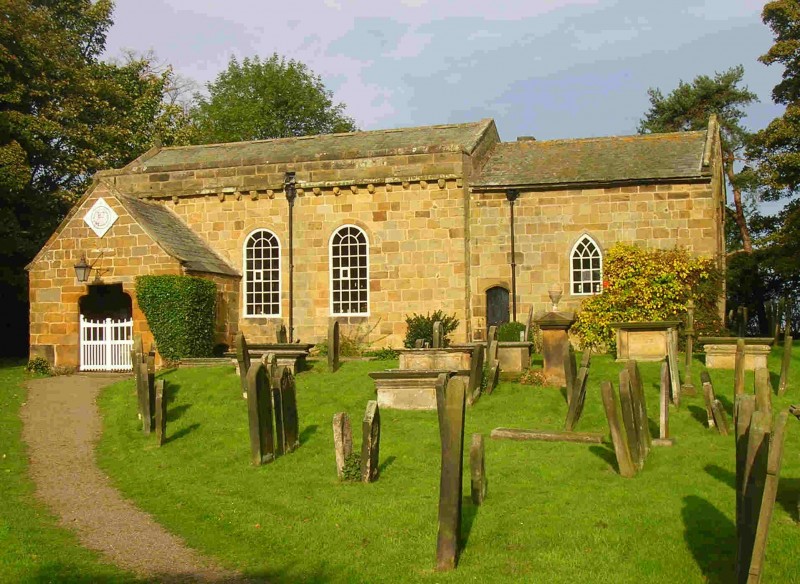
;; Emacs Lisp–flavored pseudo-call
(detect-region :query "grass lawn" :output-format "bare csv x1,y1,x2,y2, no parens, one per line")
97,348,800,583
0,361,138,583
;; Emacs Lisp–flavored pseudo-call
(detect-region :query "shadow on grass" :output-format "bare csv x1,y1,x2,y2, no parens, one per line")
717,393,734,416
682,495,736,584
770,371,781,393
461,496,480,549
165,423,200,445
688,405,710,428
378,455,396,475
774,476,800,523
299,424,318,445
589,444,619,473
705,464,735,490
297,359,317,374
559,386,568,404
531,356,543,368
167,403,191,422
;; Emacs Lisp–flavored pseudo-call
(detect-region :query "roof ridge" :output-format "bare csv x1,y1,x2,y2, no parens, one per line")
501,130,706,147
156,119,492,152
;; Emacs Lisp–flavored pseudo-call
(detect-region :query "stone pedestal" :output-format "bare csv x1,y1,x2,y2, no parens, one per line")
497,342,533,372
398,348,472,371
536,312,575,385
704,344,771,370
610,321,681,362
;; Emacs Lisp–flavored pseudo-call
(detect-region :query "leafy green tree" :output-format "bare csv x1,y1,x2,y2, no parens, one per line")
0,0,191,354
638,66,759,252
190,54,357,143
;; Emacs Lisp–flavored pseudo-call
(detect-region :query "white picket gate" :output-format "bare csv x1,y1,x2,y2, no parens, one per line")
79,315,134,371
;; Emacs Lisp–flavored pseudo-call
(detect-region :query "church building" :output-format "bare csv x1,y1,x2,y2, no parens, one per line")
27,116,725,369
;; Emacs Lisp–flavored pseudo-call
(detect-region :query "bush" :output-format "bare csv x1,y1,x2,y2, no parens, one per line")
497,321,525,342
363,347,399,360
403,310,459,348
518,368,548,386
25,357,51,376
572,243,723,350
135,275,217,361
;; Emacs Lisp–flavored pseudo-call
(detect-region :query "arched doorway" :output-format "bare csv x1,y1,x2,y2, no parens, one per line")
78,284,134,371
486,286,510,328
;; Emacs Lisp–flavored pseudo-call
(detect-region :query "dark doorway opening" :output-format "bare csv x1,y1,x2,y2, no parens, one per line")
486,286,510,328
79,284,132,321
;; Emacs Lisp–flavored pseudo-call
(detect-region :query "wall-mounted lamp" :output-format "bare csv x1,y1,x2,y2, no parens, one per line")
73,252,107,283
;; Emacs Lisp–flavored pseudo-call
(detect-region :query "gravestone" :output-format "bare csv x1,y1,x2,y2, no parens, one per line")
467,344,484,405
563,343,577,406
618,370,643,469
155,379,166,446
778,307,792,396
277,324,288,344
131,334,143,371
701,370,716,429
626,360,651,457
432,321,444,349
734,394,788,584
246,361,275,465
667,328,681,407
273,366,299,455
137,361,154,434
262,352,278,384
470,433,487,505
682,299,696,396
654,360,673,445
564,351,591,431
523,306,533,344
360,400,380,483
328,320,340,372
435,373,467,571
600,380,636,478
710,400,729,435
754,367,772,418
235,332,251,398
486,326,500,394
332,412,353,479
414,339,425,349
734,338,746,396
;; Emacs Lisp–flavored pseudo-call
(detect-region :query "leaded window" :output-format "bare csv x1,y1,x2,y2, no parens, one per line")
244,229,281,316
330,225,369,315
571,235,602,295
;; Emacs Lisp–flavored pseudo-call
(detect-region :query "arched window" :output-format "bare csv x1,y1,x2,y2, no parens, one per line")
330,225,369,316
244,229,281,316
571,235,602,295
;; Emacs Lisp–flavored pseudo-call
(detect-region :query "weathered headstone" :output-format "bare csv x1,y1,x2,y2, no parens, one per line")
563,343,577,406
272,366,299,455
131,334,143,369
600,380,636,478
360,400,380,483
328,320,341,372
332,412,353,479
734,394,756,542
261,352,278,383
618,369,642,469
734,338,746,397
626,359,651,457
435,373,467,571
654,360,673,446
667,327,681,407
245,361,275,465
467,344,484,405
778,306,792,396
235,332,251,398
155,379,166,446
564,350,590,431
277,323,288,344
432,321,443,349
523,306,533,344
470,433,487,505
485,327,500,394
682,299,696,396
701,370,716,429
137,361,153,434
414,338,425,349
710,400,729,436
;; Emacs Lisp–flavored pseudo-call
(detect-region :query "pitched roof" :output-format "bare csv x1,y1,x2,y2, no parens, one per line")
132,119,496,171
118,196,239,277
471,130,711,189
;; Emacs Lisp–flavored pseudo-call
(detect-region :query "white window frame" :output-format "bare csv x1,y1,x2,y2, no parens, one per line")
570,234,603,296
243,228,282,318
329,224,370,316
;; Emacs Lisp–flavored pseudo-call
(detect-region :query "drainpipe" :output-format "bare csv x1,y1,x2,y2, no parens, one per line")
284,172,297,342
506,189,519,322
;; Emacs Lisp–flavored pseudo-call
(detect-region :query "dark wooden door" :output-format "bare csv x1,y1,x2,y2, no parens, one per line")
486,286,510,327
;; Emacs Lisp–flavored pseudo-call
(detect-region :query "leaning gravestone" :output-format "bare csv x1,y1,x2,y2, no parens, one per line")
654,360,673,446
328,320,341,373
235,332,251,398
332,412,353,479
625,360,651,458
485,326,500,394
137,361,154,434
701,370,716,428
734,338,746,397
272,366,299,455
131,334,143,372
564,350,591,431
432,321,444,349
778,302,792,396
600,380,636,478
667,328,681,407
246,361,275,466
414,339,425,349
155,379,167,446
563,343,577,406
618,369,643,470
435,373,467,571
360,400,380,483
467,344,485,405
277,323,288,344
734,396,788,584
470,433,487,505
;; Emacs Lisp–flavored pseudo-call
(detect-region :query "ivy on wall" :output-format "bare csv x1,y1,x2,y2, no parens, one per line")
135,275,217,360
572,243,724,350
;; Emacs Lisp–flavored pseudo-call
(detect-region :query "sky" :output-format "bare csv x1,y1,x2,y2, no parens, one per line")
104,1,786,208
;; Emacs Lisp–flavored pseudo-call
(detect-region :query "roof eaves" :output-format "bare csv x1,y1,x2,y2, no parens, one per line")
470,175,713,191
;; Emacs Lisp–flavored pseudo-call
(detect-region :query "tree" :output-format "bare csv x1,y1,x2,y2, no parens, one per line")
0,0,191,355
190,54,357,144
638,66,759,252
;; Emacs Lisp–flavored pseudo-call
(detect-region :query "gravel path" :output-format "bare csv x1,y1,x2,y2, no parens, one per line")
22,373,255,583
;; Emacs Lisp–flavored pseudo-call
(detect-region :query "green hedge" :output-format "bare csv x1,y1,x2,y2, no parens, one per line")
135,275,217,360
403,310,459,348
